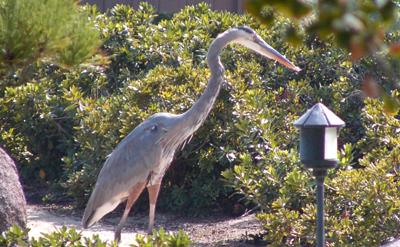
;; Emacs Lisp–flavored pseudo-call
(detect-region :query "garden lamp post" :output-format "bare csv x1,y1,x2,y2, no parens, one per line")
293,103,345,247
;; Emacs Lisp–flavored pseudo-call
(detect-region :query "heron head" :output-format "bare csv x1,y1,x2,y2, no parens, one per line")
232,26,301,72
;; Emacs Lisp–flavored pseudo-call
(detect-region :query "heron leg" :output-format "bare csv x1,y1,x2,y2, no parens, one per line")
114,180,147,242
147,183,161,235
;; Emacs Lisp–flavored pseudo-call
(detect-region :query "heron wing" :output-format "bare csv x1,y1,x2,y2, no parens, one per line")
82,118,165,228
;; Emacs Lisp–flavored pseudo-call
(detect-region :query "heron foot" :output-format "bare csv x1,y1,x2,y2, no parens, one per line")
114,231,121,243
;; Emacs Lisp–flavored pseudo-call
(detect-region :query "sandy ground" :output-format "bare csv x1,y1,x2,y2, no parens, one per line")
27,205,136,246
26,203,400,247
383,239,400,247
26,204,262,246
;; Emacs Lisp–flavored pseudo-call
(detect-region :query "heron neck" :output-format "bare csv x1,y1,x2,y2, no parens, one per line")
179,33,232,134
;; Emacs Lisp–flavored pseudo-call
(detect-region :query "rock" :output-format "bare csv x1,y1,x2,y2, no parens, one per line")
0,147,27,232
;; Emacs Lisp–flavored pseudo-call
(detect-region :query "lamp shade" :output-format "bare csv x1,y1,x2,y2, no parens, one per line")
293,103,345,128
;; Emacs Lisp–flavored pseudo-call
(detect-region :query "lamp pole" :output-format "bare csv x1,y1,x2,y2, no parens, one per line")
315,171,327,247
293,103,345,247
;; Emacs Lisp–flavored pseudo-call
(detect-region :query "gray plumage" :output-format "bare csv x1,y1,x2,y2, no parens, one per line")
82,26,300,241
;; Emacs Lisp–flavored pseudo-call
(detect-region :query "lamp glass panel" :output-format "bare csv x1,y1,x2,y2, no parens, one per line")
324,127,337,159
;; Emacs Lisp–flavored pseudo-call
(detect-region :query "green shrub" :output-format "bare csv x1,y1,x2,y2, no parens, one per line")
0,78,75,181
219,5,400,245
222,95,400,246
0,224,118,247
221,37,400,247
133,228,191,247
0,225,190,247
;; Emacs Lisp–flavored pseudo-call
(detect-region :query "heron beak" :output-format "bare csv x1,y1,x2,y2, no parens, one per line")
250,39,301,72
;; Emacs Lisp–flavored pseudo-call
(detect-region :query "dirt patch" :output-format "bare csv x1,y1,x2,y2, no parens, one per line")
26,203,264,246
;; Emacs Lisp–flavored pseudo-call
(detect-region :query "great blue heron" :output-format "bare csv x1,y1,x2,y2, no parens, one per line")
81,26,300,241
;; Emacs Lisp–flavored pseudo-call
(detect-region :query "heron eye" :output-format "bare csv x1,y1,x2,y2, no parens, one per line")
253,36,257,42
145,125,157,132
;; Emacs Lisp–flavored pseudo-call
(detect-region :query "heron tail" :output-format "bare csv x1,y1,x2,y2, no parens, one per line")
82,199,121,228
82,209,96,229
